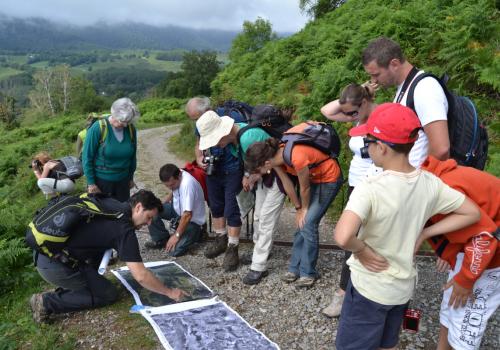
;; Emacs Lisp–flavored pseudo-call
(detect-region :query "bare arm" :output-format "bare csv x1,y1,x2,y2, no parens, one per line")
334,210,389,272
39,161,58,179
414,197,481,253
126,261,187,301
166,211,192,252
424,120,450,160
296,167,311,209
320,100,358,123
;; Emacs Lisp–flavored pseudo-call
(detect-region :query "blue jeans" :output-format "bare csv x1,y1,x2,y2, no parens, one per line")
288,178,343,278
148,202,201,257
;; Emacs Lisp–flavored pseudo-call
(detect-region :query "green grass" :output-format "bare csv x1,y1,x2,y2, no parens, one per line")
0,277,77,350
0,67,23,79
0,272,159,350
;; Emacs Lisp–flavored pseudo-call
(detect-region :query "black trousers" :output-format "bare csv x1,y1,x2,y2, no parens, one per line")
35,253,118,314
95,177,130,202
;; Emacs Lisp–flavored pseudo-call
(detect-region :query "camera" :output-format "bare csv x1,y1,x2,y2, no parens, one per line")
169,217,180,232
402,308,422,333
360,145,370,159
29,160,42,171
203,150,219,176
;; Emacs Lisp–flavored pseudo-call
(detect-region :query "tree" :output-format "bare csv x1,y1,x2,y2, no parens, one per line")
229,18,277,62
29,65,103,114
154,51,220,98
181,51,220,96
0,94,19,128
299,0,346,19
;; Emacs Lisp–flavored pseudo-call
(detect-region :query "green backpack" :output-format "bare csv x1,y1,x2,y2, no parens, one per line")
78,114,136,150
97,116,136,145
25,193,124,265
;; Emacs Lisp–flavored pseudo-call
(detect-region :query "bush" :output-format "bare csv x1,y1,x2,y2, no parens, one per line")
212,0,499,178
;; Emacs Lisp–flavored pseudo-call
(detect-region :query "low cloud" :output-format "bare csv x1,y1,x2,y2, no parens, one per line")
1,0,308,32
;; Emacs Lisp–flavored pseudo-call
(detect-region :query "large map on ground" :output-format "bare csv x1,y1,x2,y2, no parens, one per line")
112,261,214,306
141,298,279,350
112,261,279,350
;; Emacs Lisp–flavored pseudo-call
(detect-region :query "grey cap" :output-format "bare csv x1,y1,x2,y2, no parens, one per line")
111,97,140,123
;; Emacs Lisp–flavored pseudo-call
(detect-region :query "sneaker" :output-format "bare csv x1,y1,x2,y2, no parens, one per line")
295,276,316,289
30,293,49,323
204,234,228,259
322,292,345,318
144,240,166,250
242,269,269,285
240,252,252,266
222,243,239,272
281,272,299,283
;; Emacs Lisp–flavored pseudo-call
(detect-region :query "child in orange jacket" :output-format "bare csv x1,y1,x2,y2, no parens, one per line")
417,155,499,350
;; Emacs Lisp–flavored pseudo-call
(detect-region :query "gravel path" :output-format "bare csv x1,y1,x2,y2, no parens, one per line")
65,125,499,349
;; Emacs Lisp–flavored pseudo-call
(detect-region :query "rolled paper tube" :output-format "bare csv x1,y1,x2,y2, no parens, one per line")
98,249,113,275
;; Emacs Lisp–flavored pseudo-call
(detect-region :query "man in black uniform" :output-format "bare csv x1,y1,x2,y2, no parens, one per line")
30,190,186,323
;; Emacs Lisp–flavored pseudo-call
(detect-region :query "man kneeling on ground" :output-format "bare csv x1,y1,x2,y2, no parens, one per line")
29,190,187,323
145,164,206,256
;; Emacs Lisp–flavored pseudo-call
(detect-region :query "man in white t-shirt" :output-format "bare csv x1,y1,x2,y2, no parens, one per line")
333,103,480,350
145,163,206,256
362,36,450,168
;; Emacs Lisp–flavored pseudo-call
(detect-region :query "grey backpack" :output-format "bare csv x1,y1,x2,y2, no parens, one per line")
58,156,83,180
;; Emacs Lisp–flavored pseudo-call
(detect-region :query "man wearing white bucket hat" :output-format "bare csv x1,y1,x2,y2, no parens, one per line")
196,110,271,273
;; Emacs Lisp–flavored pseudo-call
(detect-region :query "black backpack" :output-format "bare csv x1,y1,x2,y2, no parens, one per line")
215,100,253,123
281,122,341,169
406,73,488,170
25,193,124,264
237,105,293,150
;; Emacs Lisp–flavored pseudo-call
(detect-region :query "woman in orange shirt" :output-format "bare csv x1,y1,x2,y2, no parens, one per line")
246,137,343,288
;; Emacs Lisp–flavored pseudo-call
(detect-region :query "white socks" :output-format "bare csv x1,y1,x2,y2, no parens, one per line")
215,229,227,237
228,235,239,246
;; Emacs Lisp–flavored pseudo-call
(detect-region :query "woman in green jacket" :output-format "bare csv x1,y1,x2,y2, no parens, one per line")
82,97,139,201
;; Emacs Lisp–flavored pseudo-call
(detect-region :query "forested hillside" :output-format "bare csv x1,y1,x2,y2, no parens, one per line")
212,0,499,174
0,14,237,52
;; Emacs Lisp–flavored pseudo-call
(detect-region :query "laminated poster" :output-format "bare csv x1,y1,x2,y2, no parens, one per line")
140,298,280,350
112,261,214,307
112,261,279,349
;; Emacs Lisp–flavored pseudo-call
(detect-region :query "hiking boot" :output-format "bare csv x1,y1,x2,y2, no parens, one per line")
204,234,228,259
222,244,239,272
295,276,316,289
144,240,166,250
240,252,253,265
242,269,269,285
281,272,299,283
322,292,345,318
30,293,49,324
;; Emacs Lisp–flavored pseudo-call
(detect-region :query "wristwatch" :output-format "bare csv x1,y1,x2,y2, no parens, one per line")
174,232,180,238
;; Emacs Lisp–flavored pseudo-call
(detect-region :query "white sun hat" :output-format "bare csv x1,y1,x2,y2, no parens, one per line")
196,111,234,150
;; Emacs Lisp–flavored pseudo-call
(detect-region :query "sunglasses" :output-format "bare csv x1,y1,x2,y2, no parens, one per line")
343,109,360,117
363,137,396,148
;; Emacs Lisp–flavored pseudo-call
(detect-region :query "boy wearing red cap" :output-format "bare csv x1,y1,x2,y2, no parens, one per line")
334,103,480,350
416,156,499,350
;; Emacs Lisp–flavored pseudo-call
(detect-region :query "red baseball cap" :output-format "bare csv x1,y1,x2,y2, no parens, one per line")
349,103,422,143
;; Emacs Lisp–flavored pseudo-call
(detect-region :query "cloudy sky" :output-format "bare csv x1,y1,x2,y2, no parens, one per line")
1,0,309,32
